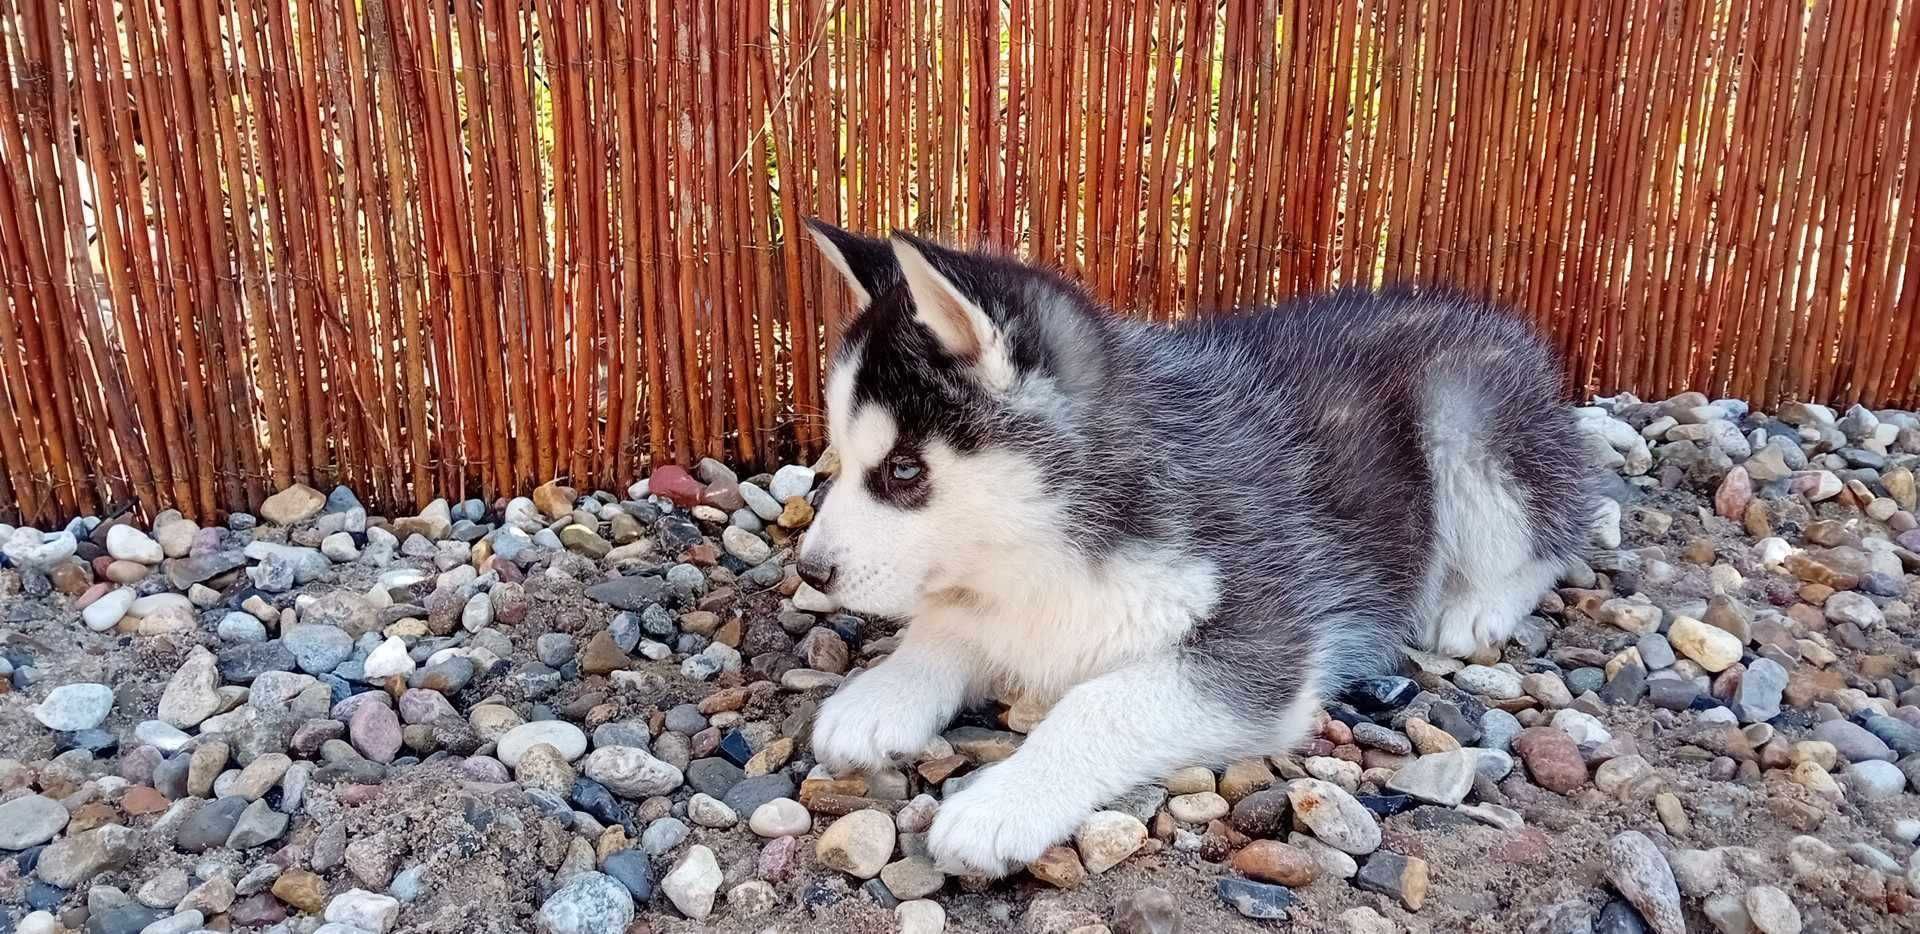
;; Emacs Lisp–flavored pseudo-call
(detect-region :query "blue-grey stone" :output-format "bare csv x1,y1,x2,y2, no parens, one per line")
602,849,654,901
1217,878,1296,919
640,817,688,856
390,864,427,903
1864,715,1920,758
685,758,743,799
537,871,634,934
1734,658,1787,723
585,575,669,611
722,774,796,817
1635,634,1676,670
175,797,249,853
592,722,653,752
666,564,707,602
718,730,753,767
571,778,626,827
665,704,707,735
641,605,677,639
1480,709,1523,753
1594,899,1646,934
283,625,353,675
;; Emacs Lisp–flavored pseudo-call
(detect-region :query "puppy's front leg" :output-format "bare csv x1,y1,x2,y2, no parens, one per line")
810,622,984,773
928,656,1313,876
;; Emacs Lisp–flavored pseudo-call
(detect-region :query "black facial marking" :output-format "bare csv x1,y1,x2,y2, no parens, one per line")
841,274,995,455
863,442,932,509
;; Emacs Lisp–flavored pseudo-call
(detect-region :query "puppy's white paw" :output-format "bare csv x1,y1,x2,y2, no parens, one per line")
927,767,1083,877
1428,601,1495,658
810,676,942,773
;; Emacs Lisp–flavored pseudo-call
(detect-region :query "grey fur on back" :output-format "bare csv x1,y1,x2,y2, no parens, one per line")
1003,284,1591,714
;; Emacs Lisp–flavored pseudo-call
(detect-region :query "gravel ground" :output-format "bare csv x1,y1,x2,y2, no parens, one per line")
3,392,1920,934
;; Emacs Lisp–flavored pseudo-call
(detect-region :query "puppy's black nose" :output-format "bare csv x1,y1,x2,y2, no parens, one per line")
797,557,836,591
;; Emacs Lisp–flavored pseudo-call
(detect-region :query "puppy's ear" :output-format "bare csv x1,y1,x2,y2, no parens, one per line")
890,233,1015,392
806,219,898,310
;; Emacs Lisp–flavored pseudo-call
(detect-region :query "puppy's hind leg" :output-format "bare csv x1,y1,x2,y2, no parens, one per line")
1422,436,1562,657
927,656,1317,876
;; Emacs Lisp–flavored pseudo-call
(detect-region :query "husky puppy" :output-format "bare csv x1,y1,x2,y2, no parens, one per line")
796,222,1590,876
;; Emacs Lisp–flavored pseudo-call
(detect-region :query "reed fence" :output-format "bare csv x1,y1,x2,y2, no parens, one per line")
1,0,1917,526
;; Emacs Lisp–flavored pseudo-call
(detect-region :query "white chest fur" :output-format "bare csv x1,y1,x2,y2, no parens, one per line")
916,545,1221,705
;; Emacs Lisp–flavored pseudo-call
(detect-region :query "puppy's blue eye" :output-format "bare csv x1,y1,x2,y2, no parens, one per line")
890,460,923,481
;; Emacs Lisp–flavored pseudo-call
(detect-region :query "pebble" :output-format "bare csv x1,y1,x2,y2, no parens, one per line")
363,636,415,679
1513,727,1588,792
1667,616,1744,672
1353,722,1413,754
687,792,738,828
284,624,354,675
1286,779,1380,855
273,869,328,913
1230,840,1320,887
537,871,634,933
1387,749,1478,806
103,524,162,563
0,795,69,849
1459,802,1525,830
1027,846,1087,889
1524,662,1580,701
499,721,589,767
1455,665,1524,699
749,797,811,837
217,612,268,643
176,796,249,852
349,701,403,764
1339,906,1397,934
600,849,653,901
262,483,327,524
83,586,135,631
729,879,778,917
1075,809,1149,873
1168,791,1230,823
1812,719,1893,762
1216,878,1297,919
880,856,945,899
721,525,771,564
1354,850,1428,910
228,797,290,848
769,464,815,501
1551,708,1613,747
1636,633,1677,670
816,809,895,878
641,816,689,856
1824,591,1883,628
896,899,947,934
584,746,683,797
321,888,399,933
1735,658,1787,722
1865,715,1920,758
1847,760,1907,800
1480,709,1523,752
1606,831,1684,934
156,647,224,729
34,682,115,731
1744,884,1801,934
661,844,722,920
1704,892,1751,934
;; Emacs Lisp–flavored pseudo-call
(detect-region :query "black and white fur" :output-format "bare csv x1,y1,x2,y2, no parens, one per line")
797,223,1590,876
